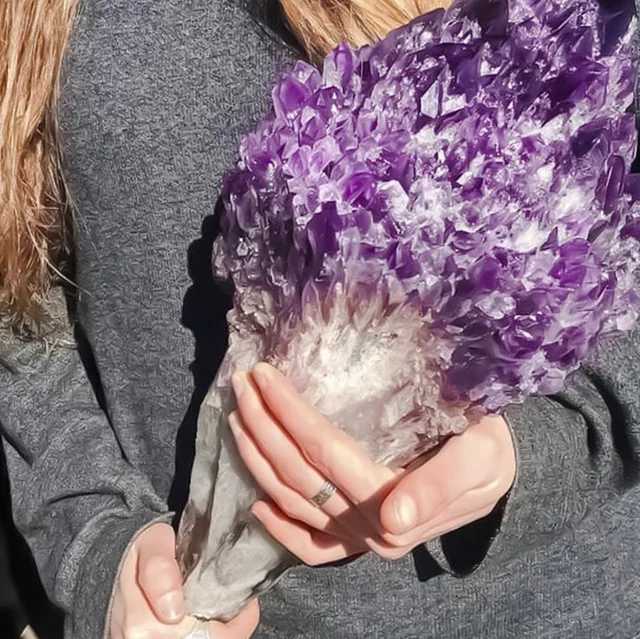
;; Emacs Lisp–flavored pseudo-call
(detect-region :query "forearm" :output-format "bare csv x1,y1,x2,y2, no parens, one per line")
0,287,170,638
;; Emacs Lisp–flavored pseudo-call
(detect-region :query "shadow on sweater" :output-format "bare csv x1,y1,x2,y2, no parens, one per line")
169,203,233,519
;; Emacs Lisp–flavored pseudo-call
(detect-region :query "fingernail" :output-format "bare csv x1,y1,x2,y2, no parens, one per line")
231,373,247,399
156,590,184,623
393,495,417,532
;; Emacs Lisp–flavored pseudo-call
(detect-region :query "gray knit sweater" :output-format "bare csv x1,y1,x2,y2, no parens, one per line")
1,1,640,638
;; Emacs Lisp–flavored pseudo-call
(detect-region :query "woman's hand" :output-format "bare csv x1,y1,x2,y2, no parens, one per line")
230,364,516,565
109,523,260,639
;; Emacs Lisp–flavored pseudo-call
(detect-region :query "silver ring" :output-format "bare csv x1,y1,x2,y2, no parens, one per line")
309,479,337,508
184,620,210,639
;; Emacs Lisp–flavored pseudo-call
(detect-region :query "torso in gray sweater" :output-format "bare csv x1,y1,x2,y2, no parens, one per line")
1,1,640,638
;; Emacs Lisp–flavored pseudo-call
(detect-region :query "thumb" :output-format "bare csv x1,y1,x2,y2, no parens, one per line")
379,422,504,536
135,523,186,625
379,445,458,536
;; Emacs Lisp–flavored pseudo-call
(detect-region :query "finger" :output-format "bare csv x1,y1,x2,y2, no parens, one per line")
379,493,499,550
380,416,511,536
117,534,194,639
228,391,355,520
380,504,498,560
135,524,185,624
228,402,390,550
419,493,489,544
110,566,128,639
410,478,504,541
208,599,261,639
245,364,396,505
116,532,157,633
229,380,355,512
229,376,381,535
252,500,367,566
229,411,347,537
379,468,506,548
251,497,403,561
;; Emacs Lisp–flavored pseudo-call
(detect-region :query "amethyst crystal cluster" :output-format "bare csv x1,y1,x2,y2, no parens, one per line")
178,0,640,620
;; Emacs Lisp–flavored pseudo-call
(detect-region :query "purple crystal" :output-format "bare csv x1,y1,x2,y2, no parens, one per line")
216,0,640,414
179,0,640,622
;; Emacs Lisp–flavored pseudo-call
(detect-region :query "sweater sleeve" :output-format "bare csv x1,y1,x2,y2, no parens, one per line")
0,287,171,639
423,323,640,576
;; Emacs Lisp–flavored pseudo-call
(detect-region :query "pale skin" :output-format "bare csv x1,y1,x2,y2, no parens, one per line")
109,523,260,639
229,364,516,565
109,364,515,639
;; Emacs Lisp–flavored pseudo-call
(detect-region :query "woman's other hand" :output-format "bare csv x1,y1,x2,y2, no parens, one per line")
109,523,260,639
230,364,516,565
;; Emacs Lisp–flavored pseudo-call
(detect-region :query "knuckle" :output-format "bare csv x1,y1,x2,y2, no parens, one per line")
485,467,514,498
277,466,304,491
138,556,176,586
472,428,502,462
461,431,505,487
276,496,299,519
303,438,338,475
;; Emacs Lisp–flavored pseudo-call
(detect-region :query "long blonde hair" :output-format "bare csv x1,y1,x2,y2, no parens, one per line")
0,0,442,322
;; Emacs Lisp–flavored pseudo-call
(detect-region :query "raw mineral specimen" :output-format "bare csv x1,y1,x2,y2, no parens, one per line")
177,0,640,620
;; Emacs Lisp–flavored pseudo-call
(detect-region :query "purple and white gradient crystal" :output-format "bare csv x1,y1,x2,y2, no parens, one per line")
177,0,640,620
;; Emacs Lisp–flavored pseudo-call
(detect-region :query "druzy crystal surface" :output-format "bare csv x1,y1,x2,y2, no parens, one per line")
178,0,640,620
